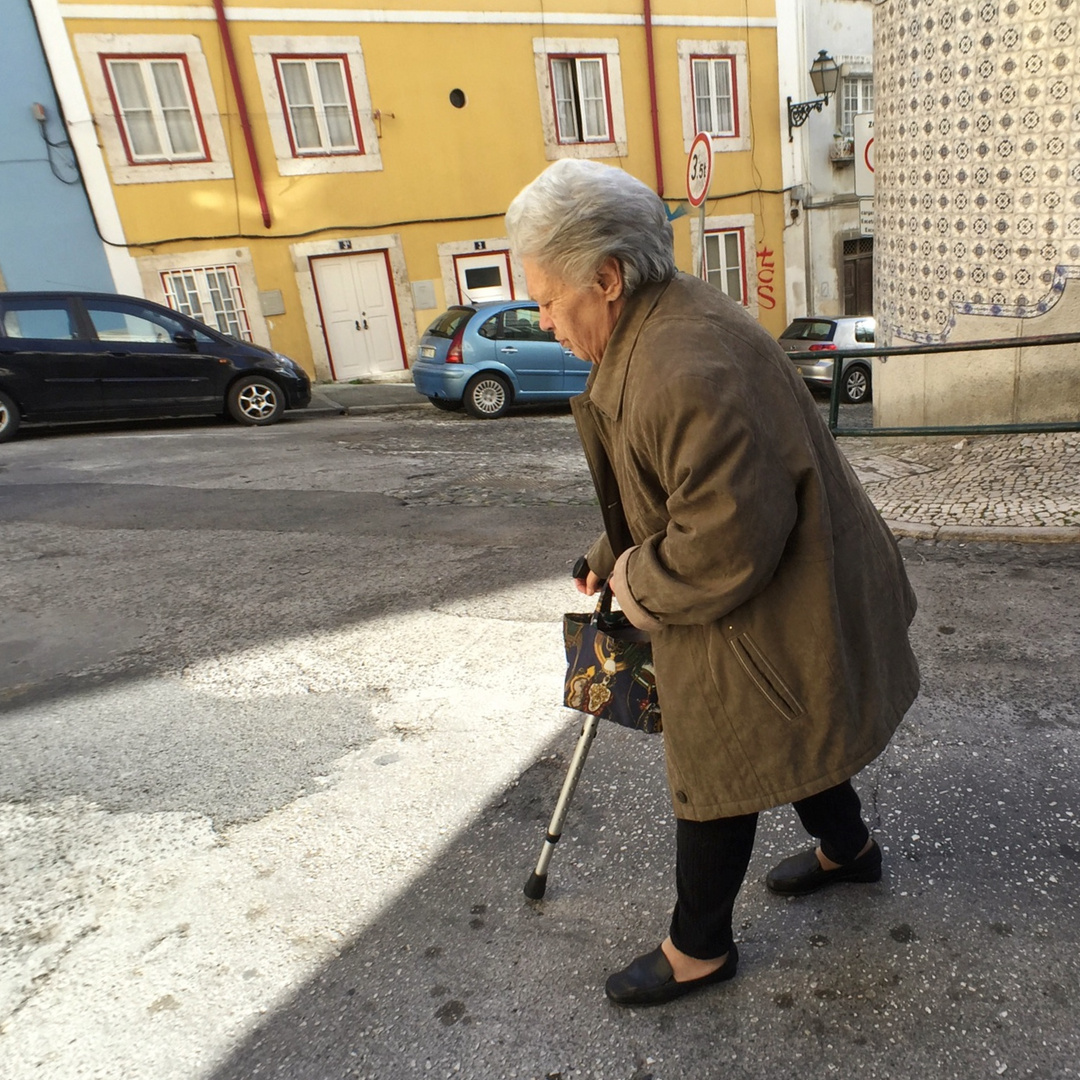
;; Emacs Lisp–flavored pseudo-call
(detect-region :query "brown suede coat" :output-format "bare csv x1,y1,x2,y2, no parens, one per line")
571,273,919,820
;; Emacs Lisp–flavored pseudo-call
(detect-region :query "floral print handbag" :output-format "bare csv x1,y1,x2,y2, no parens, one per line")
562,585,662,734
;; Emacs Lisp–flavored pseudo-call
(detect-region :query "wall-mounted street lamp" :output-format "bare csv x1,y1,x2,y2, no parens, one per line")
787,50,840,142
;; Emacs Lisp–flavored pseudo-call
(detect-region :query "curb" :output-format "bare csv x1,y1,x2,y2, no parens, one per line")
301,394,426,416
342,402,429,415
887,520,1080,544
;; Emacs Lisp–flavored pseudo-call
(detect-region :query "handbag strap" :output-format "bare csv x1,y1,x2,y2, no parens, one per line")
593,583,615,620
591,582,651,641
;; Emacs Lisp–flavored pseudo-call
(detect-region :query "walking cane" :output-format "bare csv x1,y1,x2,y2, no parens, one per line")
524,712,600,900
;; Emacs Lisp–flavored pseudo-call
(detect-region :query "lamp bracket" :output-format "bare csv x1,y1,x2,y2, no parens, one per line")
787,95,831,142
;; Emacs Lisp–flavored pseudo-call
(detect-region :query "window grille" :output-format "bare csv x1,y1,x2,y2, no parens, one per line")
161,265,252,341
843,237,875,257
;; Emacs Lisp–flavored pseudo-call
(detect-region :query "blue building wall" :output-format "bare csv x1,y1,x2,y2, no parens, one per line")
0,2,115,292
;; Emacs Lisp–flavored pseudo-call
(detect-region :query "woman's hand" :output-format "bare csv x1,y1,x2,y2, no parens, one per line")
574,570,605,596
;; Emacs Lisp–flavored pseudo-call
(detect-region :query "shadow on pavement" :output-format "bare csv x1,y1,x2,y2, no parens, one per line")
206,675,1080,1080
206,542,1080,1079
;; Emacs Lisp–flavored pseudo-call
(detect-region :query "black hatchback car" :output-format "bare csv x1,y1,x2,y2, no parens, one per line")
0,291,311,442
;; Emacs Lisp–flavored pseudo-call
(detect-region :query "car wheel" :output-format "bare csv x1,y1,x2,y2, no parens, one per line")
841,363,871,404
427,397,463,412
227,375,286,425
463,373,511,419
0,391,21,443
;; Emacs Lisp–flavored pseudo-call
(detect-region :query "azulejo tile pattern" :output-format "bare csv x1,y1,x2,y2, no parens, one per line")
874,0,1080,343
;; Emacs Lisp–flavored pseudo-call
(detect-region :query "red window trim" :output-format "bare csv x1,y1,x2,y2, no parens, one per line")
690,54,740,140
100,53,211,166
702,226,749,304
451,250,516,304
272,53,364,158
547,53,615,146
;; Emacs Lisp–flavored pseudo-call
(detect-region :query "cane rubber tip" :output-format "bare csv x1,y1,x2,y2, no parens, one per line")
523,872,547,900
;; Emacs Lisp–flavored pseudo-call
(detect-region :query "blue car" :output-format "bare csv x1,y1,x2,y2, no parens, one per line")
411,300,591,418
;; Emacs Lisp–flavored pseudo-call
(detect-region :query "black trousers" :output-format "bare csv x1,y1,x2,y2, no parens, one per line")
669,779,870,959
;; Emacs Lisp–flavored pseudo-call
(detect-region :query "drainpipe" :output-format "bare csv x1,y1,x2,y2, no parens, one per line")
211,0,271,228
642,0,664,197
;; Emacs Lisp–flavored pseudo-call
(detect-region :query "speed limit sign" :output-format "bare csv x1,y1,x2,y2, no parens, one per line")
686,132,713,207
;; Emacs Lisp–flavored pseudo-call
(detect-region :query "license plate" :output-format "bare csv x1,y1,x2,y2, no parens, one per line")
420,346,436,359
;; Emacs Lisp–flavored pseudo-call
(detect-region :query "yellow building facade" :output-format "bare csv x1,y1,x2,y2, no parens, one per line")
49,0,789,381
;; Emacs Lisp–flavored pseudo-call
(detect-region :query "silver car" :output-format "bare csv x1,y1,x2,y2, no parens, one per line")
778,316,875,403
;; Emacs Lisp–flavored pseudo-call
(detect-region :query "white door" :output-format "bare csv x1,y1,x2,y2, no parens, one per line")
454,251,513,303
313,251,405,380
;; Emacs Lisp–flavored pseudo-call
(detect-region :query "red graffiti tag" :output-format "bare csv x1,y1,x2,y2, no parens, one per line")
756,245,776,310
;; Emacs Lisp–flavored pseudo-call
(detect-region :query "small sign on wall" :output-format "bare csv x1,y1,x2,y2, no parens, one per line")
860,199,875,237
412,280,437,309
259,289,286,316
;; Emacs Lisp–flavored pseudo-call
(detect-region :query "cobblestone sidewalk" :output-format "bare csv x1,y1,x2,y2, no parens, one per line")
845,431,1080,540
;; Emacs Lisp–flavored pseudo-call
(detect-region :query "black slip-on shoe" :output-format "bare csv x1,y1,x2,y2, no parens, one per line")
604,943,738,1006
766,839,883,896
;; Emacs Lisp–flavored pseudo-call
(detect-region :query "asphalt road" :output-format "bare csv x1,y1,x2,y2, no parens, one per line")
1,408,1078,1080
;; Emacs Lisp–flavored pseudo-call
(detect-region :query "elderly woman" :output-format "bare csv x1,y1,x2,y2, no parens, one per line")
505,159,920,1007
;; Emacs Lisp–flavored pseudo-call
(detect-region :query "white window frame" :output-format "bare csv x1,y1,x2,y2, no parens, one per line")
161,265,253,341
840,74,874,138
690,213,759,317
453,252,514,304
252,36,382,177
690,55,737,139
549,55,611,144
135,248,271,348
677,40,750,154
75,34,232,185
701,228,748,304
274,55,362,157
438,239,525,312
103,55,207,164
533,38,627,161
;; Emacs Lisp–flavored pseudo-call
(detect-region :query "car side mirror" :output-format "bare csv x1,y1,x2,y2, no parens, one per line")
173,329,198,351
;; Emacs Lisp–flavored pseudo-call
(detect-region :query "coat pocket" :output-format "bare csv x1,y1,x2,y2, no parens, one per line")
728,632,806,722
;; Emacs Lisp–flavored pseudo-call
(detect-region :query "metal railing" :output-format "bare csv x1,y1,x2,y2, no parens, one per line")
790,331,1080,437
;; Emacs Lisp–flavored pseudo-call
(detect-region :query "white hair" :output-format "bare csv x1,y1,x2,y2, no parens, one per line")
505,160,675,296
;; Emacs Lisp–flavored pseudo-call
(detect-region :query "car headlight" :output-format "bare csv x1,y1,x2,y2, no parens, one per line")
270,352,301,372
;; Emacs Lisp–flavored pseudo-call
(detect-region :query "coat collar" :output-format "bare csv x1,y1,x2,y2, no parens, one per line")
586,277,674,420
